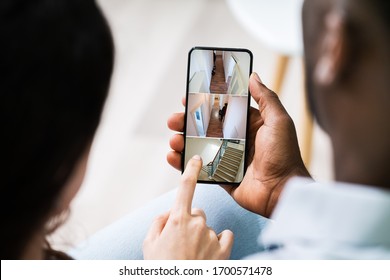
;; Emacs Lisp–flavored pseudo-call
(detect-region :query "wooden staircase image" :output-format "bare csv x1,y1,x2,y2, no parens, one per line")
212,146,244,182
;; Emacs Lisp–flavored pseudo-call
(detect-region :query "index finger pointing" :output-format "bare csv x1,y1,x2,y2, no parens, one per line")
172,155,202,214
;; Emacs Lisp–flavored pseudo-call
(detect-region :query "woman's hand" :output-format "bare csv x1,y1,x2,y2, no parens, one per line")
166,73,311,218
143,155,234,260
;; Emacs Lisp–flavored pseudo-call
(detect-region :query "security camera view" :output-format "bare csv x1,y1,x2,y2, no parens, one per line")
184,48,251,183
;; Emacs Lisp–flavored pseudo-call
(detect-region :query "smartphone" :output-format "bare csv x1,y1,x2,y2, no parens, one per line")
182,46,253,185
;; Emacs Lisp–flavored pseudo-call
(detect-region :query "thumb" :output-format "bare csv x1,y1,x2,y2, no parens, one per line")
249,72,288,125
217,230,234,259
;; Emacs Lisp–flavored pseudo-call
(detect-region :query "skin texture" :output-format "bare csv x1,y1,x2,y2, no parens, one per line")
154,74,310,259
155,0,390,258
21,0,389,260
143,156,233,259
166,74,310,217
302,0,390,187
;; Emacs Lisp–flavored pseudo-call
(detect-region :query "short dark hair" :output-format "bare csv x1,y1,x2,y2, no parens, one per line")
0,0,114,259
368,0,390,32
302,0,390,126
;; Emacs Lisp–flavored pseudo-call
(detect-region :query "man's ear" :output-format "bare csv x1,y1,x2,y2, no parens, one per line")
314,11,347,87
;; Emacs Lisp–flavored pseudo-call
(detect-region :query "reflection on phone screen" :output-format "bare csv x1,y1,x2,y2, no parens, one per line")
184,48,252,184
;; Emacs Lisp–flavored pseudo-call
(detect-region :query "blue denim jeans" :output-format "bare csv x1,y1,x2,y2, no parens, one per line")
69,184,268,260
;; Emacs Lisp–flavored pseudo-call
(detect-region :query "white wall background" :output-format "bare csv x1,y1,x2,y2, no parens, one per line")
234,51,251,90
186,93,211,137
202,94,212,134
223,52,234,81
223,96,248,139
223,51,250,94
189,49,214,92
184,138,223,167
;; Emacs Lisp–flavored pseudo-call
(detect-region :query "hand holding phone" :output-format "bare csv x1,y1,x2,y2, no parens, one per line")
168,71,310,217
182,47,253,185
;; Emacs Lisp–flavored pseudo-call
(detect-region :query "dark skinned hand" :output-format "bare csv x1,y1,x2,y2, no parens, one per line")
167,73,311,217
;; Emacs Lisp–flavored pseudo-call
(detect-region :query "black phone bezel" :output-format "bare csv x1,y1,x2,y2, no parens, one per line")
182,46,253,186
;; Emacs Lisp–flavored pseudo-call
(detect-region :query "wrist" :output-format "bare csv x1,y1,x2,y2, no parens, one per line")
264,165,312,217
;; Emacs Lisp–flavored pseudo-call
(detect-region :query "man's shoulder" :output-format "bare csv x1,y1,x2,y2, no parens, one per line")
245,177,390,260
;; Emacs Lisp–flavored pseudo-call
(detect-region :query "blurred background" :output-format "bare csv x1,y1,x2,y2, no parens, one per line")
50,0,333,251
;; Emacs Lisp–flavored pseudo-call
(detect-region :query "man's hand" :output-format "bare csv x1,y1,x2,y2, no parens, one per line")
166,73,310,217
143,155,234,259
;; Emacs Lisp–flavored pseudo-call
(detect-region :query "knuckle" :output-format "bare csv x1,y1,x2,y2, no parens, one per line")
198,209,206,216
280,112,294,124
192,208,204,216
274,111,294,126
209,231,218,242
169,212,184,226
192,217,207,232
154,213,166,222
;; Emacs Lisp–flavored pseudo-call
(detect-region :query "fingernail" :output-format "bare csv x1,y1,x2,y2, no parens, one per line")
251,72,262,83
192,155,202,161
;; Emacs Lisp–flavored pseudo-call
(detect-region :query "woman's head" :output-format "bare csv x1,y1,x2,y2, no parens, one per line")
1,0,114,259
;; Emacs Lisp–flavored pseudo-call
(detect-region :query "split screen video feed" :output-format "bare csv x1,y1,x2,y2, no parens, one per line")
184,49,251,183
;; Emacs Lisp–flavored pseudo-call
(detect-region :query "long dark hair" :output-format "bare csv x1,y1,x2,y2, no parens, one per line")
1,0,114,259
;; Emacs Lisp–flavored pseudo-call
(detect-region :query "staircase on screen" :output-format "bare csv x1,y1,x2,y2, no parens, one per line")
212,146,243,183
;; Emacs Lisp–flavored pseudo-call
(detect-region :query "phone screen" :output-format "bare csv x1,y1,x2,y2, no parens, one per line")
183,47,253,184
